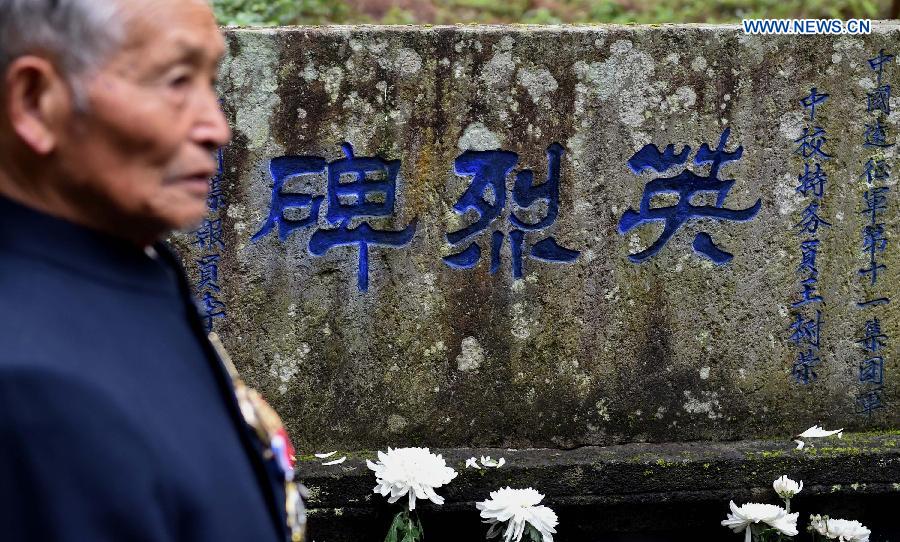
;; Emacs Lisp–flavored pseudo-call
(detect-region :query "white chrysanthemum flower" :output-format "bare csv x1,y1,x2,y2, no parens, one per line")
770,512,800,537
477,487,558,542
809,515,871,542
722,501,798,542
773,475,803,499
466,457,482,469
366,447,458,510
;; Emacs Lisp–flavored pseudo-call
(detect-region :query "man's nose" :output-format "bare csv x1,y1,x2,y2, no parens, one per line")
192,88,232,151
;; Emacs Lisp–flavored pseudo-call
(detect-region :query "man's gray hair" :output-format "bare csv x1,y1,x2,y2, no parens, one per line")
0,0,125,109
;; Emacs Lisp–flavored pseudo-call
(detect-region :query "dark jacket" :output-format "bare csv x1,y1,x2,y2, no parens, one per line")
0,196,286,541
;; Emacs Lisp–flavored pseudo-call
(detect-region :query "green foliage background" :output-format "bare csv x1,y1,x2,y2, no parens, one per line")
213,0,895,26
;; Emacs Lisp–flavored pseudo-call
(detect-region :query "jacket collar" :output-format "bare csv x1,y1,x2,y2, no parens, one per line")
0,196,178,295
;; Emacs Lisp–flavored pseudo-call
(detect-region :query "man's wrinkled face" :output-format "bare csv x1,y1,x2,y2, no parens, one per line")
56,0,230,237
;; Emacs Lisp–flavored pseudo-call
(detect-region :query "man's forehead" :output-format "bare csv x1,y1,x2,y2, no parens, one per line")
116,0,223,59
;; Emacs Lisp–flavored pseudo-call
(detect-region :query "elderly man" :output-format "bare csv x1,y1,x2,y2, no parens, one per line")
0,1,301,540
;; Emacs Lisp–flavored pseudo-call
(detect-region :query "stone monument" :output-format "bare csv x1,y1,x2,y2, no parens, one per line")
171,24,900,540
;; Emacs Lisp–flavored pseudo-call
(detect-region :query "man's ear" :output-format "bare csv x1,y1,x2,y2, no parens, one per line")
3,56,74,155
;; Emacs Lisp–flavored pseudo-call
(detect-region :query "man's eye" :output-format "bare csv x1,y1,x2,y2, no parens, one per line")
169,73,192,88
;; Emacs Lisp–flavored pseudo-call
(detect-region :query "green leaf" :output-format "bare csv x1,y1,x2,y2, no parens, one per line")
381,509,424,542
403,512,424,542
525,524,544,542
384,511,406,542
400,517,415,542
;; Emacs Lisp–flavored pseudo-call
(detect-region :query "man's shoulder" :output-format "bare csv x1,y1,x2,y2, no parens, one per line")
0,251,74,356
0,247,85,308
0,259,82,367
0,246,156,365
0,363,144,436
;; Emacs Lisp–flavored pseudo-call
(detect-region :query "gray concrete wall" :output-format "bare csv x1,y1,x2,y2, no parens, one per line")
171,23,900,452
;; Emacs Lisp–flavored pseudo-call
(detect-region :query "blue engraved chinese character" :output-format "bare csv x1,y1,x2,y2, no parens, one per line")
858,296,890,308
796,162,827,198
868,49,895,83
200,291,226,332
798,239,820,276
860,223,887,285
195,219,225,250
252,155,326,241
800,87,828,122
618,128,761,264
856,387,885,414
197,254,221,292
859,356,885,385
789,310,821,348
867,85,891,115
795,201,831,234
858,317,888,352
208,147,226,212
794,127,832,160
443,143,579,278
793,276,823,308
861,187,889,222
861,158,890,185
251,143,417,292
864,118,893,148
792,349,821,385
208,178,225,213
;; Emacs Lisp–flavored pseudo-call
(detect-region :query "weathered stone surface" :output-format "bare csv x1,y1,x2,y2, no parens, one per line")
297,432,900,541
172,24,900,452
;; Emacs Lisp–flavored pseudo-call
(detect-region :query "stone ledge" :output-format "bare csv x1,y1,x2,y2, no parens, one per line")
299,432,900,541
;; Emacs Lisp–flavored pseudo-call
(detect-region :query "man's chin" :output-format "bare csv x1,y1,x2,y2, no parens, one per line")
135,192,214,241
153,194,211,229
150,205,212,238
